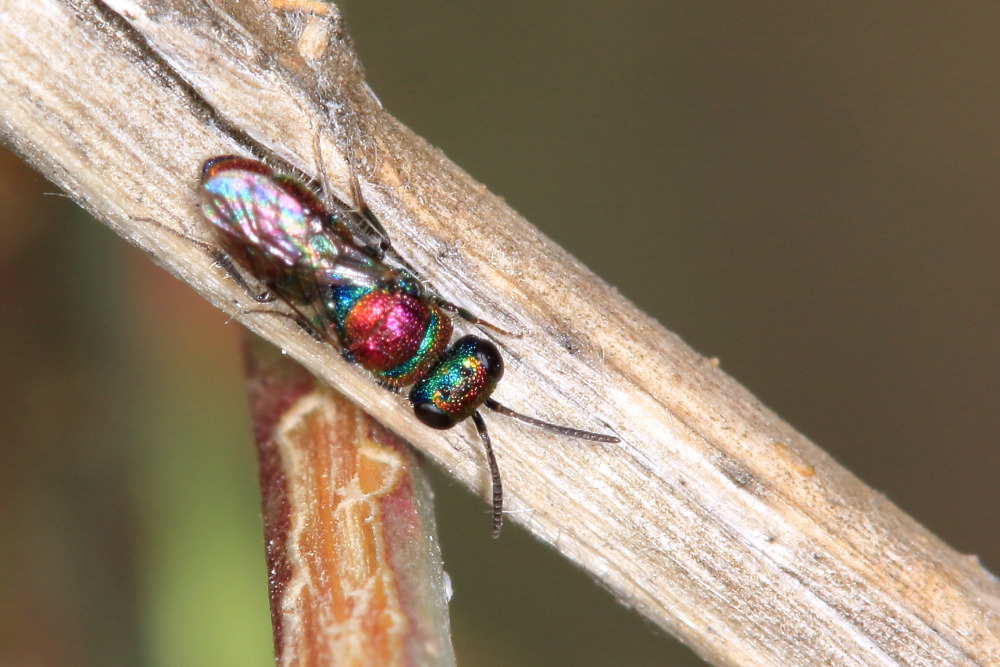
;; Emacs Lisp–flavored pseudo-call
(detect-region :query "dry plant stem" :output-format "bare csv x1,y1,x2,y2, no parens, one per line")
244,333,455,667
0,1,997,665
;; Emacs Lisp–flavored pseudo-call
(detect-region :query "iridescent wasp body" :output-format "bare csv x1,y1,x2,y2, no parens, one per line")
199,156,618,536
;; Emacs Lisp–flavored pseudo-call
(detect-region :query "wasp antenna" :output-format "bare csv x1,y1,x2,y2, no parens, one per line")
472,411,504,538
347,155,396,245
484,399,620,443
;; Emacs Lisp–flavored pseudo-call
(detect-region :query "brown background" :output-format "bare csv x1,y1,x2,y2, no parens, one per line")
1,3,997,665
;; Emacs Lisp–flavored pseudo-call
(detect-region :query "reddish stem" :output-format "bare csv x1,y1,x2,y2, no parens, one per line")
243,334,455,666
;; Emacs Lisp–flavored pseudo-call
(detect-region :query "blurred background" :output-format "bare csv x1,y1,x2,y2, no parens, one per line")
2,3,998,665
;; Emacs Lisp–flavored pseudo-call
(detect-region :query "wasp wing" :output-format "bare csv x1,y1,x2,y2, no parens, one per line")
201,168,387,342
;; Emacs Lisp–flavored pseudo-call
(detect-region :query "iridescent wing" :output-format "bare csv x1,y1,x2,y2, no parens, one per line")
200,165,390,340
202,167,328,272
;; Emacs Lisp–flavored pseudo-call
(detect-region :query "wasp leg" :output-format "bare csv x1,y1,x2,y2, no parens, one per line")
243,307,327,344
351,177,424,275
373,379,405,394
313,133,413,272
359,237,393,263
434,298,521,338
331,144,518,337
350,166,392,244
131,216,274,303
208,249,275,303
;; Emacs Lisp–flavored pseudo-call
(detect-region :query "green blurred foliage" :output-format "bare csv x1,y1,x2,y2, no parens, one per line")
1,3,998,665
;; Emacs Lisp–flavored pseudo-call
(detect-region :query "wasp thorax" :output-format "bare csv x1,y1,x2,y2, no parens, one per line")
409,336,504,429
341,289,452,387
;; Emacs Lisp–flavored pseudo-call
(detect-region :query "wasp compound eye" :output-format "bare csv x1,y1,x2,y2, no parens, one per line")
413,401,457,430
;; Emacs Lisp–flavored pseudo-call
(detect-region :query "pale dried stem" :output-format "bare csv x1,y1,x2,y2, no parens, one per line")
0,1,997,665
